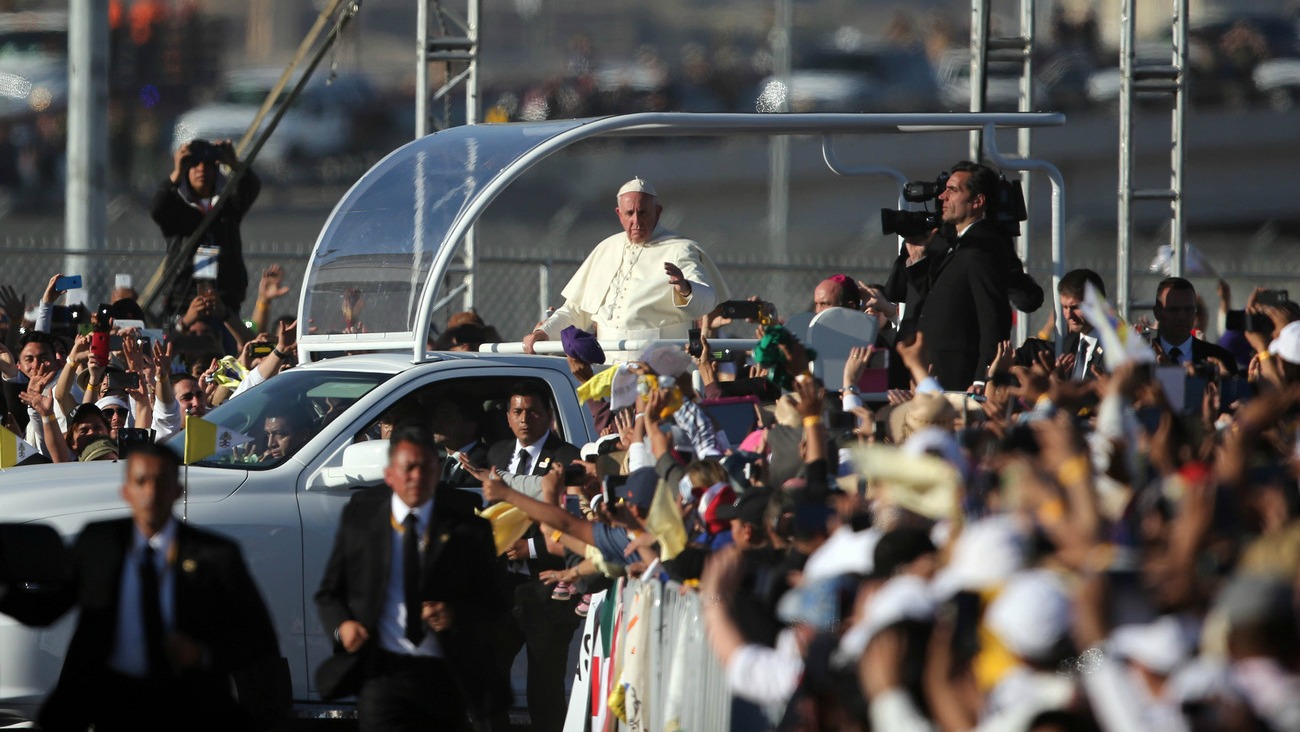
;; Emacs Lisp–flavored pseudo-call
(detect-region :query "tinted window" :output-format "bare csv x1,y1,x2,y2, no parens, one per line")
164,369,392,469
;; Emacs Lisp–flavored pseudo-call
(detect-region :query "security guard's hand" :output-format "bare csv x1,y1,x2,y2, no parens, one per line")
422,601,454,632
337,619,369,653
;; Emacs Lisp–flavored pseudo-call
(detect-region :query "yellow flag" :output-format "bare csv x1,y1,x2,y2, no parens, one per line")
575,363,620,404
646,475,687,561
184,416,253,464
0,426,38,468
477,501,534,556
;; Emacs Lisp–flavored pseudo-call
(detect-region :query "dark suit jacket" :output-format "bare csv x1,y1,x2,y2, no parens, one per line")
913,219,1013,390
1188,337,1241,376
440,440,490,494
486,431,581,477
40,518,282,730
1062,331,1107,380
313,486,508,713
486,432,581,575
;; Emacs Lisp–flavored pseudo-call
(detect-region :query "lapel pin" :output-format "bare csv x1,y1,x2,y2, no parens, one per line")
182,558,198,573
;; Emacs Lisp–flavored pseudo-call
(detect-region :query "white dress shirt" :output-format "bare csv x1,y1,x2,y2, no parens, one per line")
379,493,442,657
1073,332,1099,380
510,433,549,475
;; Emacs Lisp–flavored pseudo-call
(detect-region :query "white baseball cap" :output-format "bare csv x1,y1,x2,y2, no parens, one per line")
1268,321,1300,364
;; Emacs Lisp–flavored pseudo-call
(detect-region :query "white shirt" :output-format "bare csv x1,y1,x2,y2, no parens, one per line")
725,628,805,709
109,519,178,678
510,433,550,475
1073,332,1099,380
379,493,442,657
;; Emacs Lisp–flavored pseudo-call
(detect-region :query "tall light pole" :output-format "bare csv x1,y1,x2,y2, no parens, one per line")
64,0,109,306
768,0,792,262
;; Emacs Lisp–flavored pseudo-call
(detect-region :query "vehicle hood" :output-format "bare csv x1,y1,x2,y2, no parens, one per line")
0,461,246,523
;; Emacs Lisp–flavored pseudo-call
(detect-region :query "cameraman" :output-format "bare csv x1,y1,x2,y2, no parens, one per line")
911,161,1026,391
151,138,261,324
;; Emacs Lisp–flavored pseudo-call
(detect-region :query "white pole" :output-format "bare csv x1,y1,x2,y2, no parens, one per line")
65,0,109,307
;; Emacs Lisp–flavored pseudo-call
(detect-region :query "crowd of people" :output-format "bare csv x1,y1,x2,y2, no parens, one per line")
4,160,1300,732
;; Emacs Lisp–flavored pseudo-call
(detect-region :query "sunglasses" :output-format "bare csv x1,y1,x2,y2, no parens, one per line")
103,407,130,419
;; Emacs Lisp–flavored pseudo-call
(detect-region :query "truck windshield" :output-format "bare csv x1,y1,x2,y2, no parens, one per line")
164,369,391,469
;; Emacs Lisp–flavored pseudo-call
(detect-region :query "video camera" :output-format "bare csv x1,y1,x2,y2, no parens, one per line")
880,169,1029,239
880,208,940,238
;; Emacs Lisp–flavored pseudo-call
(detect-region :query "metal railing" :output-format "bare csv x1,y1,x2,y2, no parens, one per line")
565,578,729,731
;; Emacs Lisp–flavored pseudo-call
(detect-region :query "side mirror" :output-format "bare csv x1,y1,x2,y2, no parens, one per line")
0,523,72,626
312,439,389,489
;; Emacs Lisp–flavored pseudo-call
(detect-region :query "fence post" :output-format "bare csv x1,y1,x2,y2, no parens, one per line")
538,260,551,324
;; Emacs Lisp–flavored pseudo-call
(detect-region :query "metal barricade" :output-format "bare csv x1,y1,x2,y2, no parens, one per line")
567,578,729,732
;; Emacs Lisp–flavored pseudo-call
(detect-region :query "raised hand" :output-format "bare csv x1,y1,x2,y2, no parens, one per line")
664,262,692,298
258,264,291,302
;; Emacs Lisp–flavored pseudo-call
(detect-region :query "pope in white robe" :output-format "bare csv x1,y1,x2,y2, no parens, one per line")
525,178,728,351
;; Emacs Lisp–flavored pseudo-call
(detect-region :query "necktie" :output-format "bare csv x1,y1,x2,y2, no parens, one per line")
402,514,425,646
140,545,169,677
516,448,531,476
440,451,459,485
1169,346,1183,364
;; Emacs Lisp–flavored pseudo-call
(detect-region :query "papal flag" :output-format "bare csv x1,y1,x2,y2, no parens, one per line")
184,416,254,464
0,426,38,468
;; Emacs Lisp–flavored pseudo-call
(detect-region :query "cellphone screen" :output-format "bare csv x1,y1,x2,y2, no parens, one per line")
688,328,702,358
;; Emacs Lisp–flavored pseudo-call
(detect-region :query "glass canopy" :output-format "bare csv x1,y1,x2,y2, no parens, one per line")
295,112,1065,363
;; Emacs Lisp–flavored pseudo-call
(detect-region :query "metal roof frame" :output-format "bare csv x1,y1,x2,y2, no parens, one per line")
294,111,1066,364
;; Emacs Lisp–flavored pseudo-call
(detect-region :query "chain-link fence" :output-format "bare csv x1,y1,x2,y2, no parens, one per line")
6,235,1298,343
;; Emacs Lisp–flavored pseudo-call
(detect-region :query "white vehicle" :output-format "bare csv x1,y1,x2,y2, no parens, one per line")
0,354,595,722
937,50,1047,112
0,110,1066,723
755,43,941,114
171,66,379,181
1253,57,1300,111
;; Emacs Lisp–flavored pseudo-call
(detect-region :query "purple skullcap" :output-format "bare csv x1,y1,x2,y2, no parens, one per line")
561,326,606,365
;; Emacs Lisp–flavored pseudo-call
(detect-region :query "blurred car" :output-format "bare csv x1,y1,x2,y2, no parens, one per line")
755,43,941,113
171,67,384,182
0,10,68,121
937,50,1047,111
1085,42,1176,110
1253,57,1300,111
1035,50,1097,111
0,55,66,121
1088,13,1300,111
